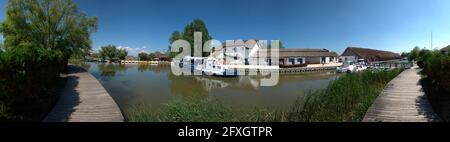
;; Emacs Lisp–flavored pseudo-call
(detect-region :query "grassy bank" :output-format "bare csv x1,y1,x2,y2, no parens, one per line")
123,69,402,122
285,69,402,122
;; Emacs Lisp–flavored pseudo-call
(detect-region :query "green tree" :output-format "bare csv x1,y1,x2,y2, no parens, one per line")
267,40,286,49
401,52,409,57
0,0,97,59
408,46,421,61
168,18,213,57
138,52,149,61
99,45,118,62
168,31,182,58
279,41,286,49
117,48,128,60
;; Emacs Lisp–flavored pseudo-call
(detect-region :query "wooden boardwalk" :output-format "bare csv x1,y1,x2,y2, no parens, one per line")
363,67,440,122
44,65,124,122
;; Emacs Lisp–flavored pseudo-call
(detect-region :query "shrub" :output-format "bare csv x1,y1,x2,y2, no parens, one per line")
0,45,66,120
422,51,450,93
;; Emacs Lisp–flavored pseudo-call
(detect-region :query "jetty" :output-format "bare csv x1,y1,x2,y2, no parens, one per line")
363,66,440,122
44,65,124,122
227,63,341,74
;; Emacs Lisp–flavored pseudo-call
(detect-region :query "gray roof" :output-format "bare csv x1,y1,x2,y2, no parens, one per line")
341,47,401,61
442,45,450,52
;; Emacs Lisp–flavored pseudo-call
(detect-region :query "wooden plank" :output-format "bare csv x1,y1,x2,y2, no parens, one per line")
44,65,124,122
363,67,440,122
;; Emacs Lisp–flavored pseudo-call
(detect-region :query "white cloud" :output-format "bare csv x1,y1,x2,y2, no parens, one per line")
117,45,153,56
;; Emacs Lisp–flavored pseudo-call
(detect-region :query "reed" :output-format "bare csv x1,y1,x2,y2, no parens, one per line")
285,69,402,122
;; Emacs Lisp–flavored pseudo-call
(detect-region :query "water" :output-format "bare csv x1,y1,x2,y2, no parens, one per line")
83,62,338,113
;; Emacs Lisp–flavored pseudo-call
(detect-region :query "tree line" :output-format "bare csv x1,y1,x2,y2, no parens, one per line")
0,0,97,121
95,45,128,62
138,51,164,61
403,46,450,93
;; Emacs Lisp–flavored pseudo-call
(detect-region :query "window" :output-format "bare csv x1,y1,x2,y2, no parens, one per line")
289,58,295,65
297,58,303,64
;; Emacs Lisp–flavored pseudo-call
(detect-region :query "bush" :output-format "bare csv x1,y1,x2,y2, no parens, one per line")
0,45,66,120
422,51,450,93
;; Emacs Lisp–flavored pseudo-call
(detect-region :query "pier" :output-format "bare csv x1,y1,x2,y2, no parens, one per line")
227,63,341,74
363,66,440,122
44,65,124,122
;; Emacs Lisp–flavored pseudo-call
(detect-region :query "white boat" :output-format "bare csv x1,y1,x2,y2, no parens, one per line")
172,56,236,76
195,57,236,76
337,61,367,73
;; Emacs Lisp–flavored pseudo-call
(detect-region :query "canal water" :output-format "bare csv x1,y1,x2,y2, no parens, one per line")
82,62,338,114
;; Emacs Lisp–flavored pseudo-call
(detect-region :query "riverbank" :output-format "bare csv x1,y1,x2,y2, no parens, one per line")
122,69,402,122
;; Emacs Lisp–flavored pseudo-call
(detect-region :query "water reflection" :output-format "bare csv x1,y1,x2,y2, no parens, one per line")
137,64,170,73
97,63,128,77
85,62,339,111
167,72,209,97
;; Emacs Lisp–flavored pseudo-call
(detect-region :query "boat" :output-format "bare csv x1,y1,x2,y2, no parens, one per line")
172,56,237,77
337,61,367,73
195,57,237,77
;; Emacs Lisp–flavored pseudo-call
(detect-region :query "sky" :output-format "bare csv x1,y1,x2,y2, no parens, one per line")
1,0,450,56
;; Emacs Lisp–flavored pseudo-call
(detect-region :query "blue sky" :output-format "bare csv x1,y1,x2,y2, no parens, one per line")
1,0,450,56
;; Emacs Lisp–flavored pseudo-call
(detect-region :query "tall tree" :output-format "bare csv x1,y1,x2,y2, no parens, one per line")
99,45,118,62
408,46,421,61
267,40,286,49
138,52,149,61
168,18,212,57
117,48,128,60
168,30,182,58
0,0,97,58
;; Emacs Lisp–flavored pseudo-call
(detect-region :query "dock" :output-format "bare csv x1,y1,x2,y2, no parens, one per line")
120,60,170,64
363,67,440,122
44,65,124,122
227,63,341,74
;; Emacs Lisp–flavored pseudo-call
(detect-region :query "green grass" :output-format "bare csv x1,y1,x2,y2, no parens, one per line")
285,69,402,122
124,97,232,122
123,69,403,122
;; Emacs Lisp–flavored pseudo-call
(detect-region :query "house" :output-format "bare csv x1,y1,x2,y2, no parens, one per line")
210,40,338,67
154,54,170,61
210,40,263,65
340,47,401,63
441,45,450,55
256,48,337,66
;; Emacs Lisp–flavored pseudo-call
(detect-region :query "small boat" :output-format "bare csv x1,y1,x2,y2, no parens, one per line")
337,61,367,73
174,56,237,77
195,57,237,77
